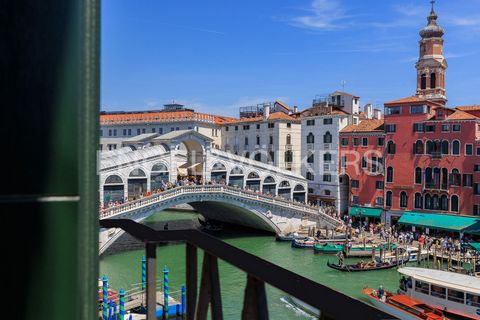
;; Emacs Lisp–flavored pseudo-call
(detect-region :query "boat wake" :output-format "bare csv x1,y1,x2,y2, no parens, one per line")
280,297,317,319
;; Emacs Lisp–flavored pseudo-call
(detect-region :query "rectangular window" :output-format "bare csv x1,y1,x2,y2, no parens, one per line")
323,118,332,125
351,196,359,205
475,164,480,172
466,144,473,155
376,197,384,206
341,137,349,146
269,151,275,162
413,123,425,132
385,124,396,133
452,124,461,132
100,129,103,137
474,205,480,216
376,181,384,189
447,289,465,304
235,126,238,131
123,129,127,136
176,127,180,131
353,138,360,146
256,124,261,129
141,128,146,134
377,137,385,146
268,123,275,128
371,156,377,173
441,124,450,132
137,128,141,135
386,106,401,115
108,129,112,136
463,174,473,187
158,128,162,134
410,105,426,114
323,174,332,182
477,147,480,156
341,156,347,168
425,125,435,132
243,125,250,130
128,129,132,135
287,122,291,128
152,128,156,133
113,129,117,136
475,183,480,195
351,180,359,188
306,119,315,126
362,137,368,147
170,127,174,132
361,157,367,169
225,126,229,131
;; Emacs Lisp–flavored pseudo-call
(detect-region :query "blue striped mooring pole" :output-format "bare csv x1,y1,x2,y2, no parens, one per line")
163,265,169,316
119,289,125,320
102,275,108,320
141,256,146,290
181,285,186,315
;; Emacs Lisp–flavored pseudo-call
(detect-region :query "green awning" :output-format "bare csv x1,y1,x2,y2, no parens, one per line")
398,212,480,233
462,242,480,252
348,207,382,218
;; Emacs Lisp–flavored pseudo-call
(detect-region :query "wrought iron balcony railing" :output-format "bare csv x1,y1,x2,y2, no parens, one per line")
99,219,395,320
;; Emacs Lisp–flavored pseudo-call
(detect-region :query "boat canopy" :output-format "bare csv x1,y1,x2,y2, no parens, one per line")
397,267,480,295
348,207,382,218
398,211,480,234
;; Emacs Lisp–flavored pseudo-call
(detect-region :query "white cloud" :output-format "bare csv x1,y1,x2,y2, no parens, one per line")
289,0,349,30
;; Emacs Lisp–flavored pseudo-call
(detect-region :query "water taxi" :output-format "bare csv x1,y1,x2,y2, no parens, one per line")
363,287,477,320
397,267,480,318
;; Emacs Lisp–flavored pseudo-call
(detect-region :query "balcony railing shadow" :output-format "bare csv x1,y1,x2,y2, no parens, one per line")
99,219,396,320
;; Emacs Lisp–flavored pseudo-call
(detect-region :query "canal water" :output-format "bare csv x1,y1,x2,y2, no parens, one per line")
100,210,407,319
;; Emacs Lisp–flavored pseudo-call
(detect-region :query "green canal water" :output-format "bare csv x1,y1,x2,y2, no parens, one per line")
100,210,409,319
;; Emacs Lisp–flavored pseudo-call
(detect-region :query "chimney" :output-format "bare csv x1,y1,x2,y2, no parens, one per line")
373,109,382,120
293,105,298,113
364,103,373,119
263,105,270,120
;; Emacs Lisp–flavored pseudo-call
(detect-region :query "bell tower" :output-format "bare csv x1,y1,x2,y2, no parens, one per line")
416,0,447,104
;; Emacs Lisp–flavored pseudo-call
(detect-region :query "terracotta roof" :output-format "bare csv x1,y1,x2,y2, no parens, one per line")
384,96,427,105
456,105,480,111
340,119,384,133
100,111,236,125
446,110,479,120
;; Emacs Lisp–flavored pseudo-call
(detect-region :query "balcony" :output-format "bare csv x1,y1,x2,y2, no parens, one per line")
306,143,314,151
429,152,442,159
99,219,391,320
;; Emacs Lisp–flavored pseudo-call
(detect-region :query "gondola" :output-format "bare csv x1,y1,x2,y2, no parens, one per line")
327,257,409,272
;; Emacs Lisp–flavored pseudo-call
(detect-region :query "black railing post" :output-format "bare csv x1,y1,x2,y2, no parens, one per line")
146,242,157,320
186,243,197,320
241,275,268,320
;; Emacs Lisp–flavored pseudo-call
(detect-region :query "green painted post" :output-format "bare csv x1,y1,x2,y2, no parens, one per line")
141,256,146,290
163,266,169,319
119,289,125,320
102,275,108,320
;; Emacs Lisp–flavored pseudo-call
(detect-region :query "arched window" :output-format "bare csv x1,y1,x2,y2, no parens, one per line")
294,184,305,191
105,175,123,184
400,191,408,208
451,168,461,186
264,176,276,184
441,168,448,189
386,191,392,207
451,195,459,212
386,167,394,183
425,167,433,185
324,153,332,162
425,194,432,209
244,137,249,145
441,140,449,155
414,193,423,209
324,131,332,143
432,194,439,210
212,163,227,171
433,168,441,188
129,168,146,177
452,140,460,155
386,141,396,154
247,172,260,179
307,153,314,163
414,140,424,154
306,133,314,144
415,167,422,184
440,195,448,211
306,172,314,181
279,181,290,188
426,140,434,154
286,134,291,145
230,167,244,175
430,72,436,88
421,73,427,89
285,150,293,162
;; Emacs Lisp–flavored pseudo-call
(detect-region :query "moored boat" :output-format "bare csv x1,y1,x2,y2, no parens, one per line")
313,243,344,254
397,267,480,318
291,237,316,248
362,287,478,320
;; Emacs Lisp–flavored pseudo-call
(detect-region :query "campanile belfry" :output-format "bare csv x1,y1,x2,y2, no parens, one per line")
415,0,447,105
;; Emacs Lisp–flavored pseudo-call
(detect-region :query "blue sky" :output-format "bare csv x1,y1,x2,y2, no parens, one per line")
102,0,480,116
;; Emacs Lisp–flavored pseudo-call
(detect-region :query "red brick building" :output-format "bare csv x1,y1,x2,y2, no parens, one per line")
340,4,480,230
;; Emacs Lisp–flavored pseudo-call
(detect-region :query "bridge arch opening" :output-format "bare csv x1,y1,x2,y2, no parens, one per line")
228,167,244,188
263,176,277,196
128,168,147,200
103,175,124,204
150,163,169,191
293,184,306,203
278,180,291,200
246,171,261,191
210,162,227,184
177,138,204,181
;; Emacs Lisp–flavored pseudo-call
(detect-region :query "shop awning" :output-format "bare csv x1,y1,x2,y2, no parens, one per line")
398,212,480,233
348,207,382,218
462,242,480,252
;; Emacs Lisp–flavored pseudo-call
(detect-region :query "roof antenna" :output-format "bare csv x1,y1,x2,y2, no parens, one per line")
341,80,346,91
430,0,435,12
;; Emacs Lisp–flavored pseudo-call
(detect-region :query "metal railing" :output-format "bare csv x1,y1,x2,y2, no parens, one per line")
99,219,395,320
100,185,342,226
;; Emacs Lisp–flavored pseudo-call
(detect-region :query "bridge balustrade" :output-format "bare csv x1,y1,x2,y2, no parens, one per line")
100,185,342,226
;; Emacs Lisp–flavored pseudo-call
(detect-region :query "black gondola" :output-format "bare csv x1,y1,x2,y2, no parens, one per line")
326,257,409,272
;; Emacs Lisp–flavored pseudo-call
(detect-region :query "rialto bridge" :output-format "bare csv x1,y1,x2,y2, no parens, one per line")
99,130,342,253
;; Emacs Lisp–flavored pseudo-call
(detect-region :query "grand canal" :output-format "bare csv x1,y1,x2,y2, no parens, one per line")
100,210,406,319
